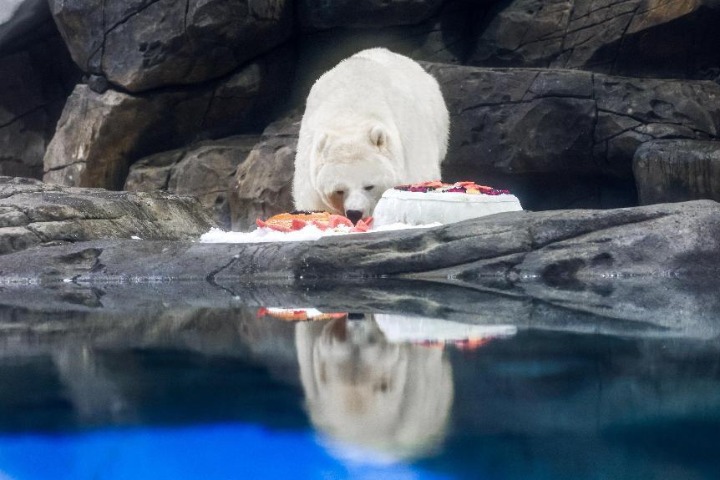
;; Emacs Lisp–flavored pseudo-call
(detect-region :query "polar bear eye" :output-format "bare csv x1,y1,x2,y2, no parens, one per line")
335,190,345,196
364,185,374,191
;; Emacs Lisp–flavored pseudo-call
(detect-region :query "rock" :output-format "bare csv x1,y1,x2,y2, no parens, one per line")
43,85,178,189
49,0,294,92
43,47,294,190
85,74,109,94
228,113,300,231
125,135,260,230
0,31,80,179
1,199,717,279
469,0,570,68
0,176,214,255
424,64,720,209
124,150,183,193
468,0,720,79
633,140,720,205
298,0,443,30
430,65,720,178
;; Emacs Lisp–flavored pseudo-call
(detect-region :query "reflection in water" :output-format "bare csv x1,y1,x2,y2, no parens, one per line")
296,315,454,462
374,314,516,349
0,285,718,479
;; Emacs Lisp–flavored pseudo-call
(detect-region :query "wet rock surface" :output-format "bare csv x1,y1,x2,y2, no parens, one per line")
0,176,214,255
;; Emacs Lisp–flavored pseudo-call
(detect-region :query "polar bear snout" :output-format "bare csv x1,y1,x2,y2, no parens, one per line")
345,210,363,225
342,187,377,221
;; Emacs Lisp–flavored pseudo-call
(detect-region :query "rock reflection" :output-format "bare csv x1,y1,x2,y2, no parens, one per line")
296,314,454,462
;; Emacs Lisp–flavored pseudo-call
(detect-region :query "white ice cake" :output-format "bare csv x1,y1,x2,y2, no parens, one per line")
373,184,523,227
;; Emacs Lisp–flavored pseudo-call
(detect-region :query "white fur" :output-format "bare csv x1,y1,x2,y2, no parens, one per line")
293,48,449,219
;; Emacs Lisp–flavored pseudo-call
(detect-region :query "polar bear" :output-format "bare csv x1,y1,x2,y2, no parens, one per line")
293,48,449,224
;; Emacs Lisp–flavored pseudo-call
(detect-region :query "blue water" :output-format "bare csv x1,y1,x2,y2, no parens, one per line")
0,423,449,480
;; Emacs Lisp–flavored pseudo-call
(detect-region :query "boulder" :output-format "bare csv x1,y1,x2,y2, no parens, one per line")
49,0,294,92
228,113,300,231
125,135,260,230
468,0,720,79
0,176,214,255
633,140,720,205
297,0,443,30
425,64,720,208
44,84,199,190
43,47,293,190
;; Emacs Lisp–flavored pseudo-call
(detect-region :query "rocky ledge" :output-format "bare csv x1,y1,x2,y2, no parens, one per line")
0,197,718,338
0,176,214,254
1,198,718,282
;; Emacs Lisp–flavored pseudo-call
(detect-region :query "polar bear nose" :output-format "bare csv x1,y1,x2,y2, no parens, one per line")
345,210,363,225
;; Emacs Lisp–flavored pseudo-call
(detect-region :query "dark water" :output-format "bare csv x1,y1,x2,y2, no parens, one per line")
0,283,719,480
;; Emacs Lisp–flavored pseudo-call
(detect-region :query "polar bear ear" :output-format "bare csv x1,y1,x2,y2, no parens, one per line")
314,132,328,154
369,125,386,148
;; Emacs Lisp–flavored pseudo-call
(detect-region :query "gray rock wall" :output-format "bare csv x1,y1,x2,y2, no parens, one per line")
468,0,720,80
1,0,719,221
49,0,294,92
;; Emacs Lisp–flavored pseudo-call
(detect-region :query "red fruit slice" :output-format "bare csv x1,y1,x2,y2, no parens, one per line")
291,218,307,230
353,219,370,232
328,215,353,228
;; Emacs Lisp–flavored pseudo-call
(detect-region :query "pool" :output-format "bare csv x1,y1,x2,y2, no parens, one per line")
0,283,718,479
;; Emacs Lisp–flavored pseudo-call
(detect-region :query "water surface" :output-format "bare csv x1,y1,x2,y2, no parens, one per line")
0,282,718,479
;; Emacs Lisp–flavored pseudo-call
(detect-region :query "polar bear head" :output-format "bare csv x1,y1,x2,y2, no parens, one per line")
312,124,401,224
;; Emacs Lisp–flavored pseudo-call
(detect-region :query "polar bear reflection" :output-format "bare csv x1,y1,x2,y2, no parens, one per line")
295,315,453,461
